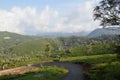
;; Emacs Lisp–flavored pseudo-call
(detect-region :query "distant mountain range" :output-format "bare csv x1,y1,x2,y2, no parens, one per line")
88,27,120,38
0,31,89,40
1,27,120,39
36,32,88,37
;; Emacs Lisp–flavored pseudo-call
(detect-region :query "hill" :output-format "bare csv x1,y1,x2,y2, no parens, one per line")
88,27,120,38
0,31,33,49
11,38,62,55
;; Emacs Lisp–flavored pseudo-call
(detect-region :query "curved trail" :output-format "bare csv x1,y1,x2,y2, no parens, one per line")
0,62,83,80
34,62,83,80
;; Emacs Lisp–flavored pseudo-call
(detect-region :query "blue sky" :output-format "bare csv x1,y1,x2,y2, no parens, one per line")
0,0,84,10
0,0,100,35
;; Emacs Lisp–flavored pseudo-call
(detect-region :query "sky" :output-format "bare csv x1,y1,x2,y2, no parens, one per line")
0,0,101,35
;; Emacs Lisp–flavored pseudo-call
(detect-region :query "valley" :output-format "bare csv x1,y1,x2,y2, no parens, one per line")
0,29,120,80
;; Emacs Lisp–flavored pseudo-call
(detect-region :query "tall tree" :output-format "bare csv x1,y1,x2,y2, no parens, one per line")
45,44,51,57
93,0,120,28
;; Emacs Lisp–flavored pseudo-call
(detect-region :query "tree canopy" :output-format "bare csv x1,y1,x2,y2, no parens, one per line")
93,0,120,27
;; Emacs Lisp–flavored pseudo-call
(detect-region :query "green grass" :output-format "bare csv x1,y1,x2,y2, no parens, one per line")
62,54,117,64
0,66,68,80
85,61,120,80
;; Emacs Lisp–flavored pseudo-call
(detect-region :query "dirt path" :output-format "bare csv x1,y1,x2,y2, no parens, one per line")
34,62,83,80
0,62,83,80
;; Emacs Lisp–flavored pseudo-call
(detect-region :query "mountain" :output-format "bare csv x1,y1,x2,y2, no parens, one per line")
36,32,88,37
88,27,120,38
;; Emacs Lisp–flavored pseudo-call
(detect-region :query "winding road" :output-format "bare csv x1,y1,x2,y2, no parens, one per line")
34,62,83,80
0,62,83,80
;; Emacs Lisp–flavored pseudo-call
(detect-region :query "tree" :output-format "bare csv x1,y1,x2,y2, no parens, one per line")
93,0,120,27
45,44,51,57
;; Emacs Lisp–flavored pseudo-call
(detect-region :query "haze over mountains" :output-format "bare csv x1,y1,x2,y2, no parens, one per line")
36,31,89,37
31,26,120,38
0,27,120,38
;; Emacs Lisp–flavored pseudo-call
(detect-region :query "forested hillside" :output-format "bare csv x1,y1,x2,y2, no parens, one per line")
0,31,119,70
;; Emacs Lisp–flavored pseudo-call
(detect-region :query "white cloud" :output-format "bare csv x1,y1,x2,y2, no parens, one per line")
0,1,101,35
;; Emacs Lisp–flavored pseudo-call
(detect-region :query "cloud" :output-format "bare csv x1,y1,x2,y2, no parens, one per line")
0,6,38,35
0,1,100,35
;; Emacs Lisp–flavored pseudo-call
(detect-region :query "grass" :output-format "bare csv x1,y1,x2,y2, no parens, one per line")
0,66,68,80
85,61,120,80
61,54,117,64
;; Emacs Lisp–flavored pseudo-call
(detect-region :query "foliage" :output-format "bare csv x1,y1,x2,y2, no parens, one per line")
94,0,120,27
86,62,120,80
70,42,115,56
45,44,51,57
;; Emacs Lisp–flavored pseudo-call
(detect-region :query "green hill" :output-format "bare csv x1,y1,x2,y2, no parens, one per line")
9,38,62,55
0,31,33,49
